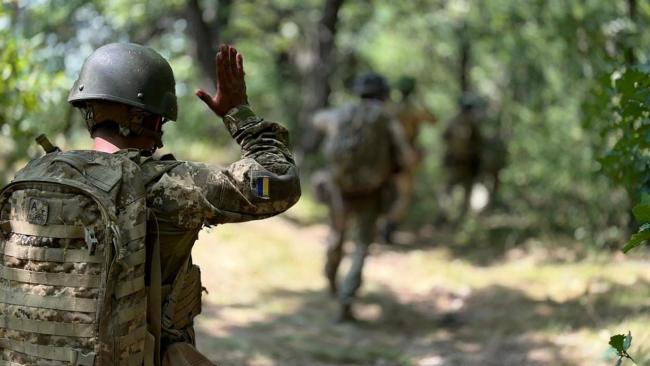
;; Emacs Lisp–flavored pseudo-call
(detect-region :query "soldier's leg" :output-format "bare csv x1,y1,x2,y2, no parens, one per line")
457,177,473,223
325,225,346,295
382,171,412,244
324,200,348,296
338,197,380,319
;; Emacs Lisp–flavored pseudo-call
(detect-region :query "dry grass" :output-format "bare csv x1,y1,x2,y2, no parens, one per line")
190,206,650,366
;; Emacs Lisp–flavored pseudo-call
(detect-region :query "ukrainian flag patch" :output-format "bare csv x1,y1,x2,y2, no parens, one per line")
255,175,271,199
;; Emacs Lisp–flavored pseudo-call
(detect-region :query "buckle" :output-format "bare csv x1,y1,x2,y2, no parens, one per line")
74,350,96,366
84,227,98,255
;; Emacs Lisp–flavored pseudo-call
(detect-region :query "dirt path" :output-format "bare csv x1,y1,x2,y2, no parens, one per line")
190,213,650,366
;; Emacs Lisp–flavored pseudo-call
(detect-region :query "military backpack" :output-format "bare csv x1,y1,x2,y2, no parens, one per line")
0,147,174,366
324,102,396,194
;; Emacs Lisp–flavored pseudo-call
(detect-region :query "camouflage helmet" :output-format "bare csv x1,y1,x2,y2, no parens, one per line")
396,75,416,96
68,43,177,121
353,72,389,99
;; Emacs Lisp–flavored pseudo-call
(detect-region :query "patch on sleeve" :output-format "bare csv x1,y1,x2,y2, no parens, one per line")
27,198,48,225
251,174,271,200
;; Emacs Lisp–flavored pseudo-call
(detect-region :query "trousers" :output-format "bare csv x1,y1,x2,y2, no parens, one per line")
324,189,382,305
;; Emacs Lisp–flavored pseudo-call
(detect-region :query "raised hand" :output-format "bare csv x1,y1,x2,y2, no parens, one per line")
196,44,247,117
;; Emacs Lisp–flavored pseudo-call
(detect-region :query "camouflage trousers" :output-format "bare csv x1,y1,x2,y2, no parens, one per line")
324,190,382,305
385,168,415,224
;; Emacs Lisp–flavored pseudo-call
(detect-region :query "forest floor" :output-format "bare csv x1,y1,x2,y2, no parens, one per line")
191,199,650,366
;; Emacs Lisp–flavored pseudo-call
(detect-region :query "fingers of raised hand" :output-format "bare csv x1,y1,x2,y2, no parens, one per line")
236,53,244,78
195,89,216,109
216,45,229,89
229,46,238,77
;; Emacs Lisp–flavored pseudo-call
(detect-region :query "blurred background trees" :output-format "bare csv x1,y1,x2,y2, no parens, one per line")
1,0,650,249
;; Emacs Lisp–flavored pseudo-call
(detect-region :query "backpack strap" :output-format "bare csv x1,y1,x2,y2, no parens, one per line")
161,255,191,331
140,158,182,186
147,210,163,366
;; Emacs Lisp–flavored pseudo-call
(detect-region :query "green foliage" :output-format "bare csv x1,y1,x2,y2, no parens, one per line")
587,65,650,251
610,332,636,365
1,0,649,245
596,67,650,200
0,5,70,183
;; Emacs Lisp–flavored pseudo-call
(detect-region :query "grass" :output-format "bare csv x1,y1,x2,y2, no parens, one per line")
189,209,650,366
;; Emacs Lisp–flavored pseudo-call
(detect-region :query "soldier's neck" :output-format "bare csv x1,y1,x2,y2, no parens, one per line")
93,137,121,153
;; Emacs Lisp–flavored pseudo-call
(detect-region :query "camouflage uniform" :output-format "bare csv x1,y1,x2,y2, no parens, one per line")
0,104,300,366
311,100,410,314
146,105,301,353
442,107,483,220
385,99,436,229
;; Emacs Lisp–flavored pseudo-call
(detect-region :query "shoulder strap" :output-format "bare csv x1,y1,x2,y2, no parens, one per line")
140,159,182,185
147,211,163,366
161,255,191,331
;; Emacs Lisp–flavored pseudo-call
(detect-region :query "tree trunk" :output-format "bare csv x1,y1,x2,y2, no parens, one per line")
298,0,345,134
458,23,471,93
624,0,637,64
185,0,233,85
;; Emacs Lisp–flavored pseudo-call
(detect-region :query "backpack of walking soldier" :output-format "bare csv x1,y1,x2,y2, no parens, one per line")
0,140,175,366
324,101,396,194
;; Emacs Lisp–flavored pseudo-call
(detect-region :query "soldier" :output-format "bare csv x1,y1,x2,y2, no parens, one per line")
382,76,437,243
67,43,300,364
441,92,484,223
310,72,412,322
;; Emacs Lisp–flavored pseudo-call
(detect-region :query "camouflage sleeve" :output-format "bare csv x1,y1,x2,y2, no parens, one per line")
149,105,301,227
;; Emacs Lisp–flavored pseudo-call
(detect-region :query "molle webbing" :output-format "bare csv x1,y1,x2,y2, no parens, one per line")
1,241,103,263
0,290,97,312
0,265,101,288
0,150,153,366
0,338,90,362
0,317,94,337
1,220,85,238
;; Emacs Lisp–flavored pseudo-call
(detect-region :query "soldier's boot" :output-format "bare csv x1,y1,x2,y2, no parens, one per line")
337,240,369,323
325,230,345,297
337,303,357,323
381,221,397,245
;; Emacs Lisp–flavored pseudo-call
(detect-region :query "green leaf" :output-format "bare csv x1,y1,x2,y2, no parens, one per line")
622,230,650,253
610,334,626,354
632,203,650,222
640,193,650,205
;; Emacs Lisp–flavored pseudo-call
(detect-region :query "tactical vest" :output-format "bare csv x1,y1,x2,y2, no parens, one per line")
0,149,177,366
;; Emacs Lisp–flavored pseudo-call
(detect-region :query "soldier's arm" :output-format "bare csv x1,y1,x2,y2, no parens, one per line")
311,109,340,133
189,45,300,224
417,107,437,125
168,106,300,225
388,116,416,170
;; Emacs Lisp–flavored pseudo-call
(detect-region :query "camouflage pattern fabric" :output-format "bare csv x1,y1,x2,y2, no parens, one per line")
0,104,300,366
389,99,436,147
144,105,301,353
443,111,483,185
385,99,436,224
324,189,381,306
0,150,151,366
312,101,410,306
312,100,411,194
440,110,484,222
